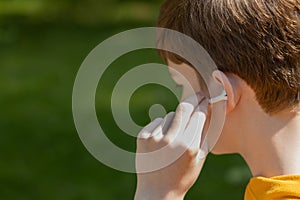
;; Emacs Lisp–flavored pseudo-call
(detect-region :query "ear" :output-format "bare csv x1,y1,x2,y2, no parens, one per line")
212,70,239,114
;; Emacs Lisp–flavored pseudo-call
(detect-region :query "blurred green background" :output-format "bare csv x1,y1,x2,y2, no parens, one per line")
0,0,251,199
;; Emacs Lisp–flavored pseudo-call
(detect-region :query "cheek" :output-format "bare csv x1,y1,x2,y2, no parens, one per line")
168,65,203,100
181,85,197,100
181,81,202,100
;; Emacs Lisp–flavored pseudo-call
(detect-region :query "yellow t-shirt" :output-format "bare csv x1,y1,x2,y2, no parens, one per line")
244,175,300,200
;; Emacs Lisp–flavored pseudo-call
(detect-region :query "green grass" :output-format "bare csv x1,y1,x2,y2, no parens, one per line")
0,5,251,200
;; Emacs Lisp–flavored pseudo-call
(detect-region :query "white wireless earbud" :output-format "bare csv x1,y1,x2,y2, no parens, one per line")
208,90,228,104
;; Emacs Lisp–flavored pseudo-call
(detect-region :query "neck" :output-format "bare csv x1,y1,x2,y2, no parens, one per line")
240,109,300,178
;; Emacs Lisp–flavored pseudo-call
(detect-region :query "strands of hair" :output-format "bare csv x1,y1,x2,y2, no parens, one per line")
157,0,300,114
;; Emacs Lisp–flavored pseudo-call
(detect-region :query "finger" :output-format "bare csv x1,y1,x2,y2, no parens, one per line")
183,106,206,149
151,112,175,140
191,98,209,148
166,94,204,140
179,98,208,147
138,118,163,139
198,98,210,145
197,149,207,161
161,112,175,134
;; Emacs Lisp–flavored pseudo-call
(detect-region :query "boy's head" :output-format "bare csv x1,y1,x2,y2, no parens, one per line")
157,0,300,114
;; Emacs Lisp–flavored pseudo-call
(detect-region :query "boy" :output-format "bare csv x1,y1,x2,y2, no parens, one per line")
135,0,300,199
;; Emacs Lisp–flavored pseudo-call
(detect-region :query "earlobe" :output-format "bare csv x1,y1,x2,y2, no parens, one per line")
212,70,238,114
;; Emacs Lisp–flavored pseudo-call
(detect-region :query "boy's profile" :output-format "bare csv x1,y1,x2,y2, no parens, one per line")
135,0,300,199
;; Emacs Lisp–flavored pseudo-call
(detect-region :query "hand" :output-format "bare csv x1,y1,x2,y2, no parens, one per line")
135,94,208,200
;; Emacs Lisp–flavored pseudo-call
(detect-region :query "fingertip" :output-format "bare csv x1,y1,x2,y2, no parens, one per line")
138,117,164,139
176,102,194,114
155,117,164,121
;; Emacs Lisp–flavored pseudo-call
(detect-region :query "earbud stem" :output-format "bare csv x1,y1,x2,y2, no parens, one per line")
208,90,228,104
